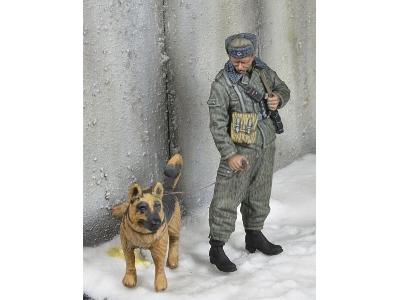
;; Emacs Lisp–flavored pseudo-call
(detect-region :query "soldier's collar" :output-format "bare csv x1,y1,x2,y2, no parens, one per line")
224,57,268,83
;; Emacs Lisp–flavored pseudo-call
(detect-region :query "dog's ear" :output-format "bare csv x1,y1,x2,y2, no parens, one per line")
152,182,164,199
128,184,142,202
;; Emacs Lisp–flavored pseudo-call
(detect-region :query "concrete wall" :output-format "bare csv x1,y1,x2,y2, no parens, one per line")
259,0,316,170
83,0,168,246
83,0,316,246
166,0,316,218
164,0,262,219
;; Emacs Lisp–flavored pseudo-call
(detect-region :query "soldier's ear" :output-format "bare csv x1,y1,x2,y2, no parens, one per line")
128,184,142,202
152,182,164,199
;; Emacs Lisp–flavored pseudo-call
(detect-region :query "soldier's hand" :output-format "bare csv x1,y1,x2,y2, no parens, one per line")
265,92,280,111
227,154,250,172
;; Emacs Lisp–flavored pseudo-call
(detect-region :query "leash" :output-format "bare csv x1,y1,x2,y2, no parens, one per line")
163,177,227,196
164,160,248,196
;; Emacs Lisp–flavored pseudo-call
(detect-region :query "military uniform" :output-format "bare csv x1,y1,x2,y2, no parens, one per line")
207,33,290,273
207,57,290,242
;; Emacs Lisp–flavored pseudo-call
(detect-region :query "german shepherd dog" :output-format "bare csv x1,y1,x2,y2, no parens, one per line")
112,154,183,292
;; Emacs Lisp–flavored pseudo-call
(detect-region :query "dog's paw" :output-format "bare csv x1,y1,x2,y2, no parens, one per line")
166,257,179,269
122,273,137,288
154,273,167,292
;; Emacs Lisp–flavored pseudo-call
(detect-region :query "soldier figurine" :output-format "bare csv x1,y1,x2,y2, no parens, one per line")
207,33,290,272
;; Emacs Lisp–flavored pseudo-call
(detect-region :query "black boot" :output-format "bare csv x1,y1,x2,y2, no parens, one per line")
209,239,237,272
245,230,283,255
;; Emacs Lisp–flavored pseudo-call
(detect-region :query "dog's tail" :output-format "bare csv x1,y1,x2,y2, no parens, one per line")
163,153,183,191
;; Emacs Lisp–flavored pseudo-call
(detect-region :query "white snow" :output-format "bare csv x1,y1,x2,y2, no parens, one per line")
83,154,316,300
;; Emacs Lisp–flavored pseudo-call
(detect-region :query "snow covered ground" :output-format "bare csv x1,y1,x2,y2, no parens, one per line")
83,154,316,300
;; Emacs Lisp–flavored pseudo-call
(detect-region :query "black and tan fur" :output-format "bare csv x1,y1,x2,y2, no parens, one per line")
112,154,183,292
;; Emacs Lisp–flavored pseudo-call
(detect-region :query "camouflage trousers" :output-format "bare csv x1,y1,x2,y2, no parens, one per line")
209,141,276,242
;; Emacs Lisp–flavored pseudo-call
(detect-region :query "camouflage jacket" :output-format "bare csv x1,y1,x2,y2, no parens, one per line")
207,57,290,160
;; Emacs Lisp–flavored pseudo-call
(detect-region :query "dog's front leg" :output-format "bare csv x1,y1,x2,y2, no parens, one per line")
121,237,137,288
150,233,168,292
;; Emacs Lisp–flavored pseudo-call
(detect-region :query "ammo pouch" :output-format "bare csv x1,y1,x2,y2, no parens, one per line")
230,112,258,144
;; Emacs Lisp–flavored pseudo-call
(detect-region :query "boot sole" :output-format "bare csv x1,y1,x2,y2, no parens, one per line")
210,258,237,272
245,245,283,255
245,245,256,253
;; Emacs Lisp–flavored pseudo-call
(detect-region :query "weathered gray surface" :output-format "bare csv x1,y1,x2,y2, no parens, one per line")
259,0,316,170
164,0,262,219
165,0,316,217
83,0,168,246
83,0,316,246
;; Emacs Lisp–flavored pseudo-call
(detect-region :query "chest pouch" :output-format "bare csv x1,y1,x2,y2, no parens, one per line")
230,112,258,144
222,70,258,144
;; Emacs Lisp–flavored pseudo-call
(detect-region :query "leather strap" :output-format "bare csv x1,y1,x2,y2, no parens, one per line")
257,69,273,97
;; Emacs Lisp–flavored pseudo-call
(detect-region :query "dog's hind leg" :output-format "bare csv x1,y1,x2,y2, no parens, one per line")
166,201,181,269
150,233,169,292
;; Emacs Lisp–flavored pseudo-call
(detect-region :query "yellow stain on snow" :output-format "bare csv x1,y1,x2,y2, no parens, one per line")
107,246,150,266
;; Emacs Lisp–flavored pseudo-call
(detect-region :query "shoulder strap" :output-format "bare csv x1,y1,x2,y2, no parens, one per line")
256,69,273,97
223,70,246,113
234,72,270,120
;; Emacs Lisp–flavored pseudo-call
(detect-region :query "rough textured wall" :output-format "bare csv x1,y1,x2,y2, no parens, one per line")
83,0,316,246
83,0,168,246
164,0,262,218
259,0,316,170
165,0,316,217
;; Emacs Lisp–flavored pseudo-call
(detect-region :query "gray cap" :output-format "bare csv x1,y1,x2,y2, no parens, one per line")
225,33,257,58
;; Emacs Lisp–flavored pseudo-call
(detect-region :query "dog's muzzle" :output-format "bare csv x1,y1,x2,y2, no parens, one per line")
141,213,164,233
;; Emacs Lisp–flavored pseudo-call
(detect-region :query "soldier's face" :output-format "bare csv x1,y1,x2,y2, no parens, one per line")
230,52,255,74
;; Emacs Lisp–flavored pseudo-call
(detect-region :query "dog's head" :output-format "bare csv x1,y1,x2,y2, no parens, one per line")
124,182,166,234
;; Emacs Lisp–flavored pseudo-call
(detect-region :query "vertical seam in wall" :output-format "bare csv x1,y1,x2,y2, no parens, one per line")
161,0,171,158
256,0,262,54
